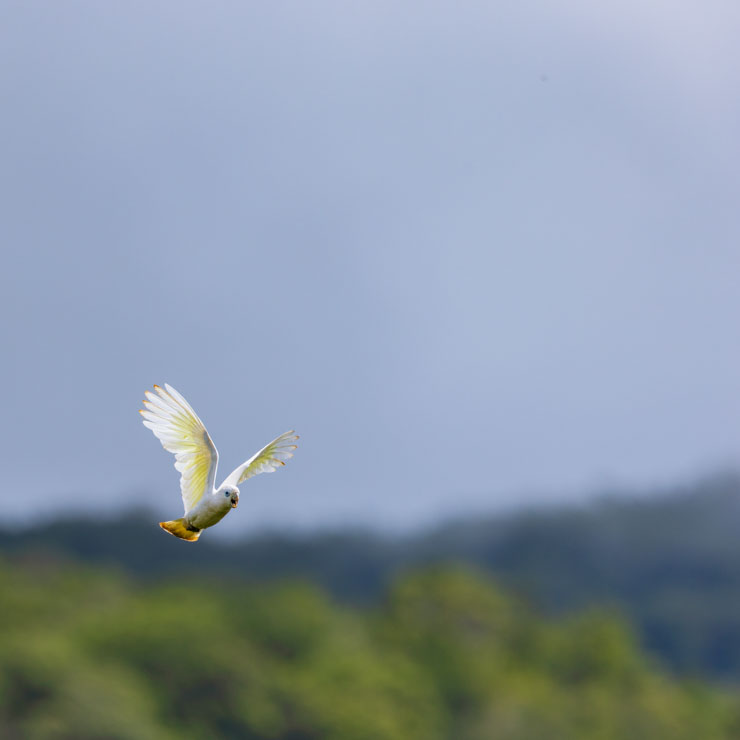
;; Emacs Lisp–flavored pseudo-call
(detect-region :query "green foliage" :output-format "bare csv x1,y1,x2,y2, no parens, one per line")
7,476,740,682
0,559,738,739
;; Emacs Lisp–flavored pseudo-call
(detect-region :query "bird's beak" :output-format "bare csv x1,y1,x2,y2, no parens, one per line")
231,496,238,508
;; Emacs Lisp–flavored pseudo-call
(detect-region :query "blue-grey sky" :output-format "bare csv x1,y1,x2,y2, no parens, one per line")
2,1,740,533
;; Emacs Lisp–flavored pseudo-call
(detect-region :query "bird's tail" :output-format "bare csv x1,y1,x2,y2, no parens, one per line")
159,518,201,542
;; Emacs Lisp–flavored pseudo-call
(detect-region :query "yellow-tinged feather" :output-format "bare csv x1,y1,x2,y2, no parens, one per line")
139,384,219,514
159,518,201,542
221,430,299,488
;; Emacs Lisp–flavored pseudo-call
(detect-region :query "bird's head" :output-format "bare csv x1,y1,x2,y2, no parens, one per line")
221,486,240,508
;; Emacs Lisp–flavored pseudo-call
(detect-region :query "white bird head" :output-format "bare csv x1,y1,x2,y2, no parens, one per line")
219,485,240,508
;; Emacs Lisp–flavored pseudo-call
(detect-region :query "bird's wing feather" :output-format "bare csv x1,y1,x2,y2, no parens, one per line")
139,384,219,513
222,430,298,488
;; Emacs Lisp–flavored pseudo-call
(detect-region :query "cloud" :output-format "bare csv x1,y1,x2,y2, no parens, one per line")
1,1,739,529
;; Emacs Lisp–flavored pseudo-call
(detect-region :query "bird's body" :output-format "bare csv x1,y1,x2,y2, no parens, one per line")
187,489,235,530
140,383,298,541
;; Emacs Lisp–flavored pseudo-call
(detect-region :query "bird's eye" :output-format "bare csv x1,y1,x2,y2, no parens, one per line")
224,491,229,497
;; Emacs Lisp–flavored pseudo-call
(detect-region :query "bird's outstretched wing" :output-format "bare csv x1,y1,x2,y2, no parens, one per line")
222,430,298,488
139,384,219,513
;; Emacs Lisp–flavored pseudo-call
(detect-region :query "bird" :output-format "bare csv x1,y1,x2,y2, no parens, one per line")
139,383,298,541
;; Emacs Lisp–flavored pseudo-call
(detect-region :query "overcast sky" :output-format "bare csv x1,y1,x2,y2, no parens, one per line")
2,1,740,533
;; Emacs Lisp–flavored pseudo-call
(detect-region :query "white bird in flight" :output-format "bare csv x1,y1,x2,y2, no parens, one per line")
140,383,298,541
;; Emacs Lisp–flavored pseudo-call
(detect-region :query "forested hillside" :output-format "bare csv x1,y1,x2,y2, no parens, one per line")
1,560,738,739
4,474,740,681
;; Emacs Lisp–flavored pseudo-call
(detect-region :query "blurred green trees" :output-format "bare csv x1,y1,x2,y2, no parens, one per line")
8,476,740,683
1,559,738,739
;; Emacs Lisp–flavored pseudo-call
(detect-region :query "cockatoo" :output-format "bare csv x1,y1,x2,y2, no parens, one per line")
140,383,298,541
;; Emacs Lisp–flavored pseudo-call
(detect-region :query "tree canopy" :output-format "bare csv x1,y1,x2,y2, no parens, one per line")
1,558,739,739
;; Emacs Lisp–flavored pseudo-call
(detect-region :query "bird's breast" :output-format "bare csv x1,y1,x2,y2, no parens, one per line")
188,495,232,530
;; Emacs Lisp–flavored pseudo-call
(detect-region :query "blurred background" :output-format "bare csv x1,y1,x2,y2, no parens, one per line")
2,1,740,737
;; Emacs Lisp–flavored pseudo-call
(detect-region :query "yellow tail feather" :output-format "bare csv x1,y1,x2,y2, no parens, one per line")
159,518,201,542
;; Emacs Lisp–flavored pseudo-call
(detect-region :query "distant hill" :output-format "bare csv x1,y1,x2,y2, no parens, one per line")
4,473,740,681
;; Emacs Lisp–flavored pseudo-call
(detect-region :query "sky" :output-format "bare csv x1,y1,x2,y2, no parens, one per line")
2,1,740,534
